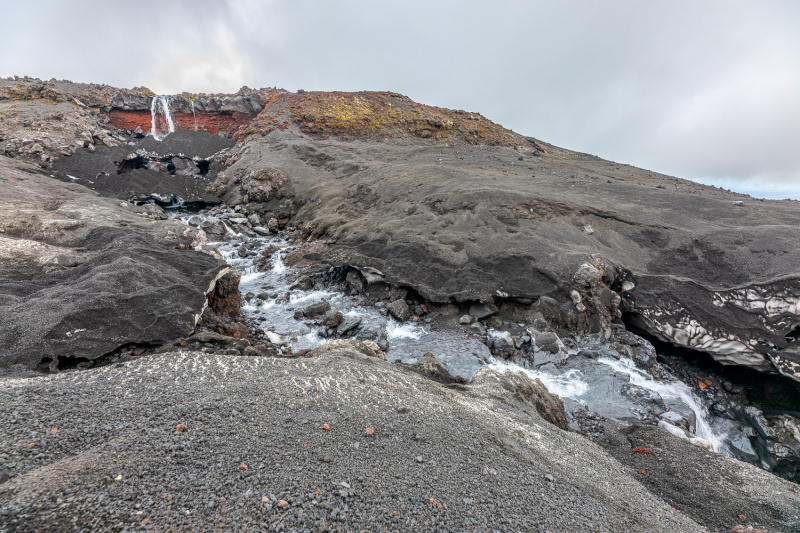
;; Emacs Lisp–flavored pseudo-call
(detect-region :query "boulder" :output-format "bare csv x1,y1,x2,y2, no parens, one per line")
534,331,564,354
200,219,226,236
620,384,667,414
407,351,466,384
289,275,313,291
303,300,331,317
532,349,570,368
469,368,568,430
206,268,242,316
387,299,411,321
336,315,362,335
323,309,343,327
240,168,288,203
469,303,498,320
488,330,516,358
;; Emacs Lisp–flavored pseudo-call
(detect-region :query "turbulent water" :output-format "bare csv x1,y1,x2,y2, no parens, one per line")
494,352,741,454
150,95,175,141
176,209,755,463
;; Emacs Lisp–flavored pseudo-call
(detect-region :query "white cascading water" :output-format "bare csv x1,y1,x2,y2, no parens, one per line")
488,359,590,399
190,100,198,131
490,354,728,453
596,356,726,452
150,95,175,141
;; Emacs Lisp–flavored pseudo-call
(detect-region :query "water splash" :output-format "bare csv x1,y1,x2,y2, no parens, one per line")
386,320,425,340
150,95,175,141
488,359,590,399
271,250,286,274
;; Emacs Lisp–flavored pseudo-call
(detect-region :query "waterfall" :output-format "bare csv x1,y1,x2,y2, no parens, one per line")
150,95,175,141
190,100,198,131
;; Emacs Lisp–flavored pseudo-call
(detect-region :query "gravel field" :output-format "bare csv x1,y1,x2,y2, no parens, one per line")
0,351,707,532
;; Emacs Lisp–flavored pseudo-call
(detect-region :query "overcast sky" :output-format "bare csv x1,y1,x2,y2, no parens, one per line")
2,0,799,196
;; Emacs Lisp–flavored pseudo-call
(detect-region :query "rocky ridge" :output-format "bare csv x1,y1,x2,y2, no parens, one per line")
0,156,227,374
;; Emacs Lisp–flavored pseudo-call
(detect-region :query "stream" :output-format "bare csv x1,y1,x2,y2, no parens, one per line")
173,207,762,468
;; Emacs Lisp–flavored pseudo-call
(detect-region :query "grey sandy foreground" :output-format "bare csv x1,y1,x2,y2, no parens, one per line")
2,349,798,533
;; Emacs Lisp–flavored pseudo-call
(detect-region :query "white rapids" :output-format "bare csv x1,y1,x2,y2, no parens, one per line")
596,356,726,452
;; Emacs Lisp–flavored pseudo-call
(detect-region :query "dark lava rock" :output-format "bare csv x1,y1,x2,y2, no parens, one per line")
303,300,331,317
0,227,223,370
533,331,562,354
469,302,498,320
387,298,411,321
289,274,313,291
620,384,667,414
0,157,226,370
49,130,232,205
322,309,343,327
206,268,242,316
336,315,362,335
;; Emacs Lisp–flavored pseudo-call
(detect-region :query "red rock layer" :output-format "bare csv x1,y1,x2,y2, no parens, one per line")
107,110,255,136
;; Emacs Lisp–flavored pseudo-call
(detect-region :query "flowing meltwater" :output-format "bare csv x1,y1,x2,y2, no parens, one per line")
488,359,590,399
597,357,727,451
175,210,745,460
187,213,430,358
492,354,735,454
150,95,175,141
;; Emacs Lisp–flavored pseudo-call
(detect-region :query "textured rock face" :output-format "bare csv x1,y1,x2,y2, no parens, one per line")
470,368,569,430
48,130,233,205
106,109,255,137
217,128,800,379
109,88,265,114
206,268,242,316
106,87,265,137
0,157,226,370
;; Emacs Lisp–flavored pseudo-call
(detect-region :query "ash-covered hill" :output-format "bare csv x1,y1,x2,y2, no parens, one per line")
2,75,800,532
